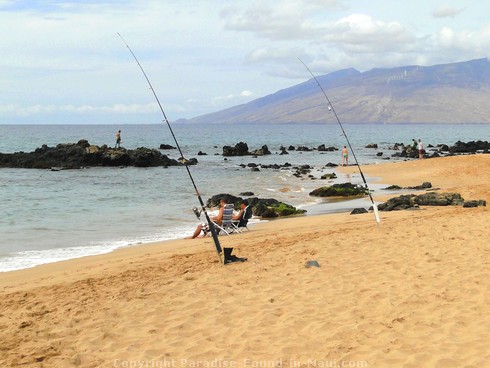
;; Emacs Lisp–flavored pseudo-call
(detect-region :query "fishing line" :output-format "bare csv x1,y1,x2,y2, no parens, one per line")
118,32,224,262
298,58,381,226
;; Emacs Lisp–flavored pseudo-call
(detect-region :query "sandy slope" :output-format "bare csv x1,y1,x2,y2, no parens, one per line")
1,155,489,368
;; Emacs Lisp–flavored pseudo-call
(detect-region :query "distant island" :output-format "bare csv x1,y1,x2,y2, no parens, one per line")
176,58,490,124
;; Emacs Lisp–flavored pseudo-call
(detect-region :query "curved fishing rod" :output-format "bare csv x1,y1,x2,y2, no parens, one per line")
298,58,381,226
118,33,224,262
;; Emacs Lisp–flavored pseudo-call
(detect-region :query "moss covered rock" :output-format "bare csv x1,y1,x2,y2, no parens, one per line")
377,192,467,211
206,193,306,218
309,183,368,197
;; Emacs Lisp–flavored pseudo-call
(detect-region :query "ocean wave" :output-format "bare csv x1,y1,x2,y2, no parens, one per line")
0,225,194,273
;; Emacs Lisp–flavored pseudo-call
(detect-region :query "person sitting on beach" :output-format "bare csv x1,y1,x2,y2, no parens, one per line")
188,198,248,239
233,199,252,229
189,198,227,239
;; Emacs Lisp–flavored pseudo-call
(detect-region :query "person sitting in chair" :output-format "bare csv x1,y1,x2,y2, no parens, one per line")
189,198,227,239
187,198,248,264
233,199,252,230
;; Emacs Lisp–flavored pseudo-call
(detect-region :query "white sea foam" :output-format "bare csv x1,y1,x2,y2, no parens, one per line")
0,225,193,273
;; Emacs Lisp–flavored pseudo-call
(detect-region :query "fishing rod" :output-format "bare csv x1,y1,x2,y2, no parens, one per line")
118,33,224,262
298,58,381,226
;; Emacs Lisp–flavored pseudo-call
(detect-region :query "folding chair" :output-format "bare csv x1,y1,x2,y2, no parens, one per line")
215,203,237,235
231,205,252,232
193,204,236,236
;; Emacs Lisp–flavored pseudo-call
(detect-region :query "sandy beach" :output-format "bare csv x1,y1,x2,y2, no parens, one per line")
1,155,489,368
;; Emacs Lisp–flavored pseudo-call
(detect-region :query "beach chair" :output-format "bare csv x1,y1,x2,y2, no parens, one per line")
192,203,239,236
214,203,237,235
231,205,253,232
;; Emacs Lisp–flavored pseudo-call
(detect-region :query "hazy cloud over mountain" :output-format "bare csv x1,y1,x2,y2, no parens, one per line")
0,1,489,124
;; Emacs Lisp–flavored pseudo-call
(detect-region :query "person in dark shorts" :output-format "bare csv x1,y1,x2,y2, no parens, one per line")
115,130,121,148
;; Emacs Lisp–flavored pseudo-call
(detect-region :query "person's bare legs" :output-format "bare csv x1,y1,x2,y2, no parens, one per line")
187,224,203,239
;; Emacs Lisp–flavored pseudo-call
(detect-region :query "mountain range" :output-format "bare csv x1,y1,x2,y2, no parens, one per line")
177,58,490,124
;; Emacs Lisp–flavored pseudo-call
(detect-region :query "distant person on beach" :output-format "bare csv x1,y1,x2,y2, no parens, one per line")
115,130,121,148
341,146,348,166
412,139,417,152
417,139,424,159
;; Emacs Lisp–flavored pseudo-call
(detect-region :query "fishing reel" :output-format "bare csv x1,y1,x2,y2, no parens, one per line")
192,207,201,219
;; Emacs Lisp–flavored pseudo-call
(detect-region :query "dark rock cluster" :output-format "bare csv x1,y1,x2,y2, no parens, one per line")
222,142,271,157
309,183,369,197
317,144,338,152
0,140,183,169
350,208,368,215
159,144,176,150
449,140,490,153
320,173,337,180
382,182,433,190
377,192,486,211
389,140,490,159
206,193,306,219
220,140,489,172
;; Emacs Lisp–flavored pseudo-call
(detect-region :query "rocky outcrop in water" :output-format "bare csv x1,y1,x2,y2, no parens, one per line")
159,144,176,150
377,192,472,211
222,142,249,156
317,144,338,152
250,145,271,156
309,183,369,197
320,173,337,180
206,193,306,218
217,140,488,163
449,140,490,153
382,182,433,190
0,140,183,169
389,140,490,159
222,142,272,157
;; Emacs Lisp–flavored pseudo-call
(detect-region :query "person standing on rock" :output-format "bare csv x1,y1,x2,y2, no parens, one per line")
115,130,121,149
341,145,348,166
411,139,417,153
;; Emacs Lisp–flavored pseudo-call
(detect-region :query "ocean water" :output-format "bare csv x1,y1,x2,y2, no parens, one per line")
0,123,488,272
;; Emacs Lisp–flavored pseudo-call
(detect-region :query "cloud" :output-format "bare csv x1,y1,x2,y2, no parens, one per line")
222,2,420,75
0,0,14,9
2,0,490,123
325,14,415,53
436,25,490,57
239,11,420,78
432,5,465,18
212,90,255,104
0,103,159,117
241,90,253,97
221,0,342,41
247,46,304,63
222,1,490,82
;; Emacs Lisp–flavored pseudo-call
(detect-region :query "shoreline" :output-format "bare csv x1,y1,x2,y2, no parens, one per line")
0,167,373,274
1,154,486,276
1,154,489,367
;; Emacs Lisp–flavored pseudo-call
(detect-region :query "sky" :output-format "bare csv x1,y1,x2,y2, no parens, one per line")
1,0,489,124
